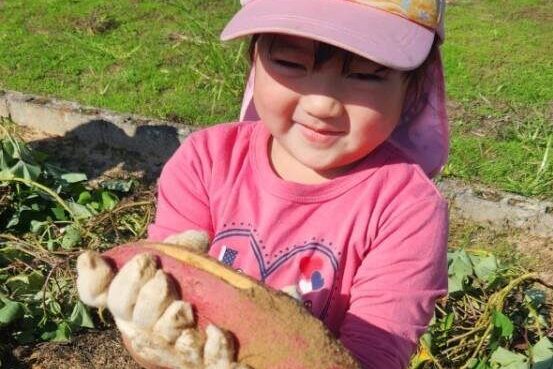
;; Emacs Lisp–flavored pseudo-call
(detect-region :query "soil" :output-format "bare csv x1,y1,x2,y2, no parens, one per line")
6,328,141,369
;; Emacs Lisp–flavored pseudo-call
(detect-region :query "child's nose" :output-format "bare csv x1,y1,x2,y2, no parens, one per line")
300,94,344,120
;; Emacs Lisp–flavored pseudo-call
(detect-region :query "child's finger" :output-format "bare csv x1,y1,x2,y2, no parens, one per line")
174,328,204,367
132,269,177,329
163,230,210,253
107,253,157,321
123,325,183,369
153,300,195,343
76,251,114,308
203,324,235,369
114,317,143,341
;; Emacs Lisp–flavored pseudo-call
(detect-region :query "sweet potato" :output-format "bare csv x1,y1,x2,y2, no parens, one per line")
103,242,360,369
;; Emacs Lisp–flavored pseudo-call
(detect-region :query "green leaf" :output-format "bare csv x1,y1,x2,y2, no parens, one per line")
420,332,432,348
0,246,30,266
46,238,55,252
448,274,465,293
445,312,455,330
67,201,94,219
32,149,48,163
6,270,45,296
60,172,87,183
30,219,48,234
77,190,92,204
490,347,529,369
61,225,82,250
0,295,24,327
469,358,492,369
471,359,492,369
100,190,118,210
0,169,14,181
439,312,455,330
0,148,13,169
41,321,72,342
2,139,34,163
448,249,473,293
101,179,134,192
492,310,514,338
525,289,546,309
30,201,40,211
68,301,95,329
6,209,21,228
474,254,499,282
9,160,41,181
51,206,67,221
2,139,18,159
532,337,553,369
48,300,62,316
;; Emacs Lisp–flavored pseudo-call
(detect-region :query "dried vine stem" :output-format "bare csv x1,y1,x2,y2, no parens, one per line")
461,272,540,367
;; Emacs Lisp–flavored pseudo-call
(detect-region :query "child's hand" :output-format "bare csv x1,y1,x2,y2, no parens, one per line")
76,231,251,369
162,230,211,253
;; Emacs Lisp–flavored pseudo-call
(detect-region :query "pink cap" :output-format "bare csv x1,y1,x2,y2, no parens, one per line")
222,0,445,71
223,0,449,177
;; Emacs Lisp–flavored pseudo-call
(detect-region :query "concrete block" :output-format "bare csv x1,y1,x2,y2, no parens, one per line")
438,179,553,238
4,90,195,162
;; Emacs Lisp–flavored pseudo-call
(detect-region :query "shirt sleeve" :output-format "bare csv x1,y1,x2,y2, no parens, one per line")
339,198,448,369
147,133,214,241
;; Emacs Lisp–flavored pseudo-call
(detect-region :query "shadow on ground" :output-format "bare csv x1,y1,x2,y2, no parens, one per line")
21,119,183,185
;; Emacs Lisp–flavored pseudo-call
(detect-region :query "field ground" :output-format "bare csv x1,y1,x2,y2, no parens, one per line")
0,0,551,198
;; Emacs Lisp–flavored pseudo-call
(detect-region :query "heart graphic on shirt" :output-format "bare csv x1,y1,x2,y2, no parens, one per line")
311,271,325,290
211,227,339,320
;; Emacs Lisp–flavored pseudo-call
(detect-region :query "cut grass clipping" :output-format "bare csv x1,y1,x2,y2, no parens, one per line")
0,118,552,368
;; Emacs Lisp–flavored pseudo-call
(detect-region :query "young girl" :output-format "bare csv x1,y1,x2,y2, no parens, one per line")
78,0,449,368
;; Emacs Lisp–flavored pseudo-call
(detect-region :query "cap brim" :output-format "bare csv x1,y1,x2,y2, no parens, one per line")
221,0,435,71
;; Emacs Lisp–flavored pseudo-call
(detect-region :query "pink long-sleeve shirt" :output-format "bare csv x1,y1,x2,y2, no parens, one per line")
148,121,448,369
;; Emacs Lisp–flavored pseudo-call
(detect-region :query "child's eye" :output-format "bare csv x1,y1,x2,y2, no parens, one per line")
273,58,308,71
347,72,382,81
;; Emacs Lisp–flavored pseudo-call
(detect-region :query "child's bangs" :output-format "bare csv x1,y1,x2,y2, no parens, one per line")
248,33,354,72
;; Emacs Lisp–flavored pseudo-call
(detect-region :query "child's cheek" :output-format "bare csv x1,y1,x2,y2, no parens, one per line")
253,58,298,127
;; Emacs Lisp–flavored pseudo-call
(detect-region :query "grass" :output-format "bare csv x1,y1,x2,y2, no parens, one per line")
0,0,246,124
0,0,551,198
444,0,552,105
441,0,553,198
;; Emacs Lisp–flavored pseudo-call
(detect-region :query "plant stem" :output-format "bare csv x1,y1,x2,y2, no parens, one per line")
446,325,486,345
2,176,78,221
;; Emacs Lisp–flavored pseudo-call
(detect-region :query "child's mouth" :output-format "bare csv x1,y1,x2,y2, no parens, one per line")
297,123,343,145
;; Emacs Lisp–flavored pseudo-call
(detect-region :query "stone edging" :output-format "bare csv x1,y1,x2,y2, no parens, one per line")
1,89,552,238
437,180,552,238
0,89,194,161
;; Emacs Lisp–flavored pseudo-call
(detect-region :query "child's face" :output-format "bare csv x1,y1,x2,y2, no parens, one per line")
253,34,409,183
